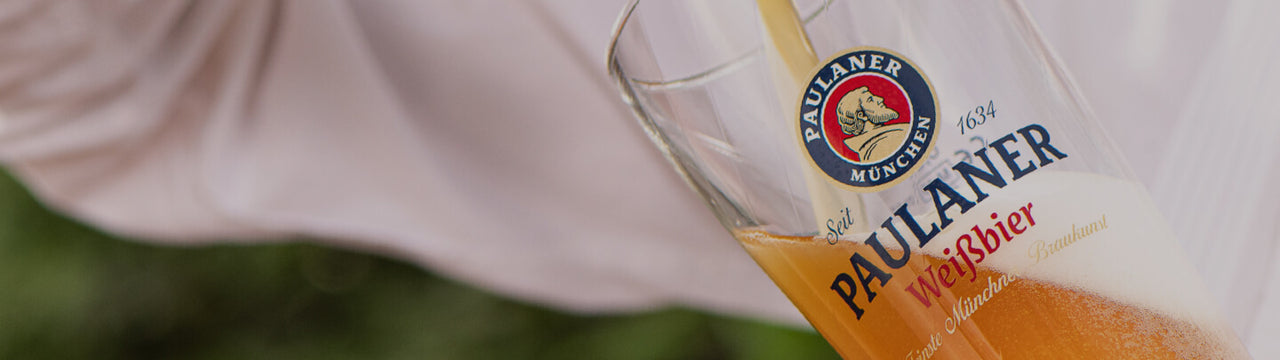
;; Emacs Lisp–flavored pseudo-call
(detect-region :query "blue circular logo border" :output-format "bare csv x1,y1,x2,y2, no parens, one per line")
797,47,938,192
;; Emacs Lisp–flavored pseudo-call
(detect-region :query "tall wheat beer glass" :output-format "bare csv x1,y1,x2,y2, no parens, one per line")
608,0,1251,358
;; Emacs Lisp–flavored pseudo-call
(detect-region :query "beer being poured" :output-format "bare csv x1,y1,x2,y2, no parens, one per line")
743,0,1250,358
607,0,1253,358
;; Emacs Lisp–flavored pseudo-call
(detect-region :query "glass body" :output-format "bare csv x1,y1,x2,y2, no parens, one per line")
607,0,1250,359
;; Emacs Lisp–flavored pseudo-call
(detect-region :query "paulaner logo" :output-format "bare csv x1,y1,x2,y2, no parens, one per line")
798,47,938,192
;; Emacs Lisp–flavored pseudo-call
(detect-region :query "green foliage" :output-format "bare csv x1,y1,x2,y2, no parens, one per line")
0,171,839,360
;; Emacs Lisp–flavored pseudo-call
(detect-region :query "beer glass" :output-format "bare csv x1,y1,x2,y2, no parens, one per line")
607,0,1250,358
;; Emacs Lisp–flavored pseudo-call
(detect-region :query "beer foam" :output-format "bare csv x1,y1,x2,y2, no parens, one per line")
914,171,1238,338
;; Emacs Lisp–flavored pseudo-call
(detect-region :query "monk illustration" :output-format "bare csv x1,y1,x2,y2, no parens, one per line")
836,86,910,163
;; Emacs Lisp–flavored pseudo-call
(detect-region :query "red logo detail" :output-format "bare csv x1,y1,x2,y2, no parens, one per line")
821,74,912,162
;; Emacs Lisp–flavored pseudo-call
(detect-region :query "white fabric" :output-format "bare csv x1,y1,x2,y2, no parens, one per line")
1,0,1277,355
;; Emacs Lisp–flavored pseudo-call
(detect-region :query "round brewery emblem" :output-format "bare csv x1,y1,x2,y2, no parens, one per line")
797,47,938,192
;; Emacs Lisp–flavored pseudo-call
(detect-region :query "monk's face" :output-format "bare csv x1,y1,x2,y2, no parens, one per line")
858,91,898,124
837,87,900,135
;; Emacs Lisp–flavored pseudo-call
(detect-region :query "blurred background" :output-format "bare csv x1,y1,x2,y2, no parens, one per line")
0,169,838,359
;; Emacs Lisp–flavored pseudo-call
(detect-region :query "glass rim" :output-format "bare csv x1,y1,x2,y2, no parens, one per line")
605,0,839,88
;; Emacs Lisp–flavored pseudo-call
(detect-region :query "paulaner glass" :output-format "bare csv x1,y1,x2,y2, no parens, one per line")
607,0,1250,359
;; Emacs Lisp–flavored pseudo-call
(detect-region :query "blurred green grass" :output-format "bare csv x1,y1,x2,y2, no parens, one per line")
0,170,840,360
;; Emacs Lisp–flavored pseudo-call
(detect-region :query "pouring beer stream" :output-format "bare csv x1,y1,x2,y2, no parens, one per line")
740,1,1251,358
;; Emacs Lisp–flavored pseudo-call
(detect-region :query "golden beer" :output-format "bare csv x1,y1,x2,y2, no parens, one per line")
736,229,1249,359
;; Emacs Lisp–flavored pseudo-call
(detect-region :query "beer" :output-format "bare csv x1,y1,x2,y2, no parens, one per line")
733,172,1249,359
738,230,1243,359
